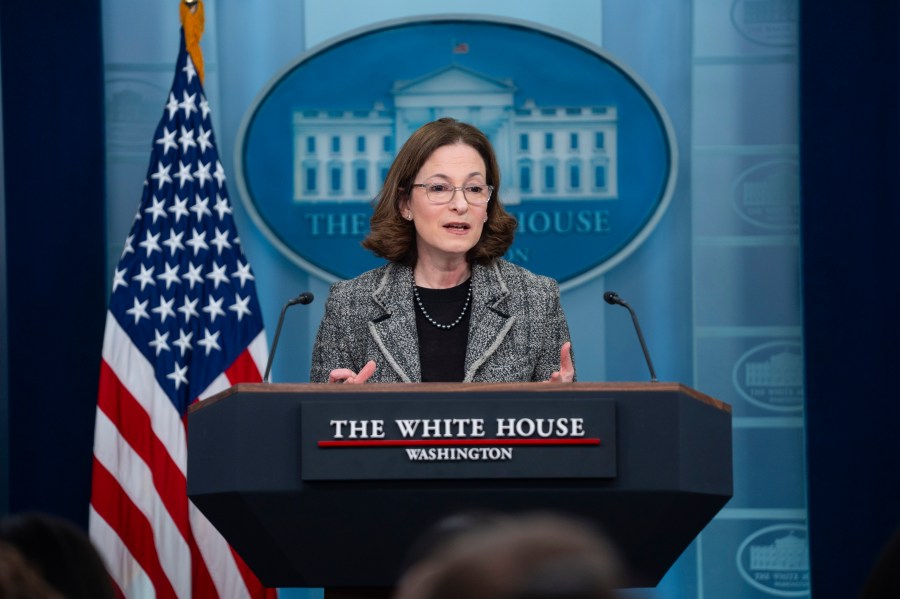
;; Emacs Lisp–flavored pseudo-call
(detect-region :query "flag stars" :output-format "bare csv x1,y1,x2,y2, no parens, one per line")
197,126,213,153
173,329,193,357
162,229,185,255
183,56,197,84
122,234,135,257
182,262,204,289
194,160,212,188
144,197,168,224
213,161,226,187
178,295,199,323
166,92,179,120
229,294,252,322
167,362,189,390
186,229,208,256
179,90,198,118
148,329,171,356
203,295,226,323
197,328,221,356
138,230,162,257
200,95,210,120
174,161,194,188
155,127,178,155
213,195,232,220
168,195,190,223
152,296,177,323
132,264,157,291
178,126,197,153
126,297,150,324
232,261,254,287
210,228,232,255
191,194,212,220
157,263,181,289
206,262,229,289
151,162,173,189
112,267,128,292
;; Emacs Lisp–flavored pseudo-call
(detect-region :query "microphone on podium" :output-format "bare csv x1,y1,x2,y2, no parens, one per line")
603,291,658,383
263,292,314,383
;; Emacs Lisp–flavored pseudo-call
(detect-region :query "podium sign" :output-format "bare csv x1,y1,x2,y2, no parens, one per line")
187,382,732,589
301,397,616,481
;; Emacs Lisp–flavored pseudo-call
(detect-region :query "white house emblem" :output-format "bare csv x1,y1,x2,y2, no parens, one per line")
237,17,676,287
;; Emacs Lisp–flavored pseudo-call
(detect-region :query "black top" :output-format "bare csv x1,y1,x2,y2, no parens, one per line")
414,279,472,382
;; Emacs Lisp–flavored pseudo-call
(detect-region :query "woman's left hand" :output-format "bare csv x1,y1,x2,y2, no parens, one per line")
547,342,574,383
327,360,377,384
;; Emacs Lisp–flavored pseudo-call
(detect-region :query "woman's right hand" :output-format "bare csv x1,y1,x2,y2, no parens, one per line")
327,360,376,384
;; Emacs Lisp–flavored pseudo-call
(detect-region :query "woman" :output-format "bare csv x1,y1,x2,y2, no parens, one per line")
310,118,574,384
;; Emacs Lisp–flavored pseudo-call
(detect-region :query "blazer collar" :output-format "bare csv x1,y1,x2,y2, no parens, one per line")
463,261,516,381
370,263,420,382
369,261,515,382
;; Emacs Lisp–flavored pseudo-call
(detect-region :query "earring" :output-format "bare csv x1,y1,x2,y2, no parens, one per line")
483,216,488,223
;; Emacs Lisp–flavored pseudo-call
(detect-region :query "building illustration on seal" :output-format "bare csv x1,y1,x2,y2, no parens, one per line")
749,532,809,571
291,65,619,205
745,349,803,388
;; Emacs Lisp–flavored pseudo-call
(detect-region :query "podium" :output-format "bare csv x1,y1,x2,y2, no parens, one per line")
187,382,731,590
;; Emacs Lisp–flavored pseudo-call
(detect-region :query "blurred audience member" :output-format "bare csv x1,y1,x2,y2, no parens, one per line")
401,511,511,573
859,525,900,599
394,512,626,599
0,541,63,599
0,513,115,599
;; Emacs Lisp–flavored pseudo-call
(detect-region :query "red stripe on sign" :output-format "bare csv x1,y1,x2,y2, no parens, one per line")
318,437,601,448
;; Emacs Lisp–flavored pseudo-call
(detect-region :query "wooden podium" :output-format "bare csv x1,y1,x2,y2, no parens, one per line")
187,382,732,591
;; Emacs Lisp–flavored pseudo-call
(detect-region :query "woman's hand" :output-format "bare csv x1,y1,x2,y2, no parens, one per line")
328,360,376,384
547,342,574,383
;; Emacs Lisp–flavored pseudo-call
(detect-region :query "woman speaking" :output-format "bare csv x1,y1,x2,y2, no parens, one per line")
310,118,574,384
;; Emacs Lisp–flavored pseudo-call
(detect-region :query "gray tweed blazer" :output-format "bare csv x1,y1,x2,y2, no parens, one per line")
309,259,573,383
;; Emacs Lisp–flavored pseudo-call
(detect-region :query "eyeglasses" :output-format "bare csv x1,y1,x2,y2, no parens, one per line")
411,183,493,206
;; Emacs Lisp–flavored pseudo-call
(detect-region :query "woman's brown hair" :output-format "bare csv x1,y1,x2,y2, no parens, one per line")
362,118,517,266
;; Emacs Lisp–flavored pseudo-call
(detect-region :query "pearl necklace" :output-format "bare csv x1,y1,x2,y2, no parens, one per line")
413,280,472,330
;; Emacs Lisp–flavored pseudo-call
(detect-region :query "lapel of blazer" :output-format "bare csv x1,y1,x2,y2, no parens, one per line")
463,261,516,382
369,263,421,382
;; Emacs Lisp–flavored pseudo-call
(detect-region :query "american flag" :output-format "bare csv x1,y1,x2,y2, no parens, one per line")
89,27,274,598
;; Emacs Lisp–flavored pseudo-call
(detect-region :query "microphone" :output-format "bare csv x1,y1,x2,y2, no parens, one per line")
262,292,314,383
603,291,658,382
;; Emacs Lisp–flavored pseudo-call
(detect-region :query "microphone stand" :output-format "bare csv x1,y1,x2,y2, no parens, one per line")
604,291,658,383
263,292,314,383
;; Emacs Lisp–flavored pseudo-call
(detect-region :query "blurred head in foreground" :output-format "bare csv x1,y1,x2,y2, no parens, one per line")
393,512,626,599
0,513,115,599
0,542,63,599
